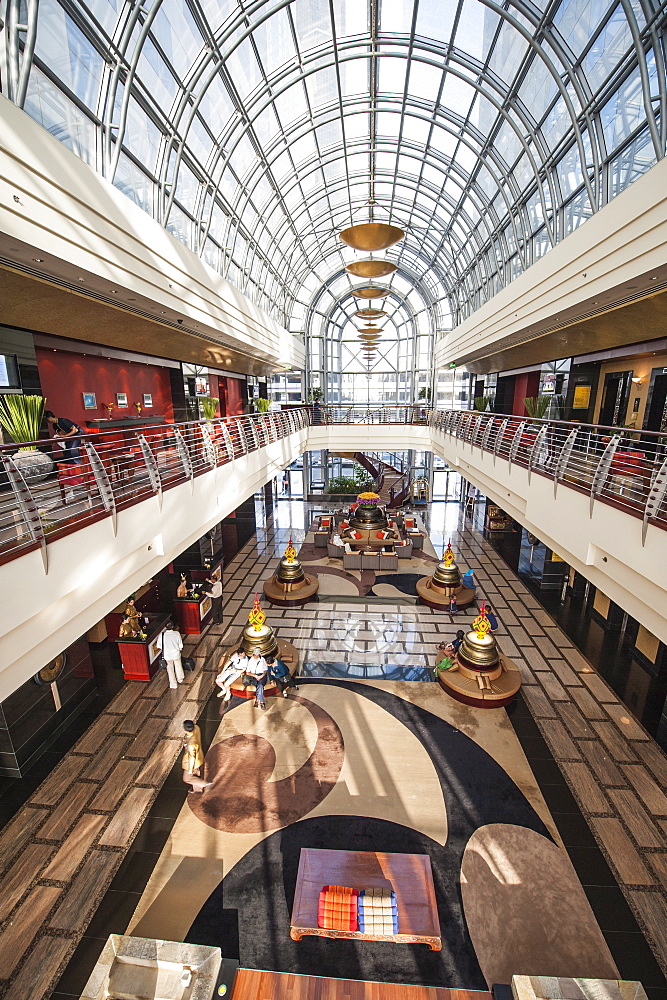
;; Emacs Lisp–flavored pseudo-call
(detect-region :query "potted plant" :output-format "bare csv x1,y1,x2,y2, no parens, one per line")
308,387,323,403
255,398,271,413
200,397,219,420
474,395,494,411
0,394,53,483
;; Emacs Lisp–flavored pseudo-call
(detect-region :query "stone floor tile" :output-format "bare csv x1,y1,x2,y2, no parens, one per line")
83,735,131,781
98,787,156,847
2,933,73,1000
73,713,119,755
536,671,570,701
556,701,595,739
48,850,122,931
647,853,667,891
561,646,594,671
621,764,667,816
563,761,611,814
29,754,83,807
627,889,667,966
0,884,62,978
0,806,48,874
522,684,559,718
89,759,142,812
582,673,616,702
591,817,654,884
548,659,583,687
42,814,107,882
608,788,664,848
579,738,628,785
604,703,651,740
521,646,549,671
569,686,610,720
0,842,56,920
541,720,582,760
36,783,95,842
593,720,639,763
136,739,182,786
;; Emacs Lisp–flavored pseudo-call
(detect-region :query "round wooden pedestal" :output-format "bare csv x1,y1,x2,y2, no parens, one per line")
263,574,319,607
229,639,300,699
415,578,476,610
436,651,521,708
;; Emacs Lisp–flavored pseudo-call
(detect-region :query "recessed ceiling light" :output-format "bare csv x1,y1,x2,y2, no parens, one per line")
110,289,118,293
128,297,136,301
78,277,85,282
32,257,44,262
651,276,658,280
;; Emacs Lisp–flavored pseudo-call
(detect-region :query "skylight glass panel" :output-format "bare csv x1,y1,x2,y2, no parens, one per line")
401,114,432,145
35,0,104,109
407,60,443,102
380,0,415,34
333,0,368,36
341,53,369,96
151,0,203,82
224,38,262,99
273,81,309,126
251,8,296,77
415,0,457,44
517,55,560,124
292,0,333,53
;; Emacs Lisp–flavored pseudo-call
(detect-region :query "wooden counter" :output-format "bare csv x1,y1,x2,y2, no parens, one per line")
115,614,170,682
174,592,213,634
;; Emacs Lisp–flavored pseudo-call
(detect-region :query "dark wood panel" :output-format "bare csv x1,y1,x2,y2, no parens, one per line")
0,842,56,920
48,850,122,932
89,759,141,812
98,787,155,847
231,969,492,1000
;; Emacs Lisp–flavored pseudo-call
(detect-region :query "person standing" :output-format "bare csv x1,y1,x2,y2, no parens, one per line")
245,648,268,709
162,621,184,689
45,410,84,503
266,655,298,698
181,720,207,793
206,574,223,623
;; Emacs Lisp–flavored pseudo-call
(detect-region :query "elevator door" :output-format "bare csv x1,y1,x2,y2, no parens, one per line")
599,370,632,426
645,372,667,432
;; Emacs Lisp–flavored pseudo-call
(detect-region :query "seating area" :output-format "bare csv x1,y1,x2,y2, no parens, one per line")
315,509,425,572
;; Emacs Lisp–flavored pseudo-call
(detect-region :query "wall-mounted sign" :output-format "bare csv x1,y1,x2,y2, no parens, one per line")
572,385,592,409
143,393,153,407
116,392,128,407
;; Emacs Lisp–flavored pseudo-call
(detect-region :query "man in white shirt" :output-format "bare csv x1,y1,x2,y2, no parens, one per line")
205,574,223,623
162,622,184,689
215,648,249,703
245,648,268,709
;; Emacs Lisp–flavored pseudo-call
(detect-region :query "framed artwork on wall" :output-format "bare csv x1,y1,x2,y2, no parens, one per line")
82,392,97,409
116,392,128,408
143,394,153,407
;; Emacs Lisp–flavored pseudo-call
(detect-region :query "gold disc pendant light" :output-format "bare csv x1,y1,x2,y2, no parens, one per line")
358,326,382,333
355,309,387,319
340,223,405,251
351,286,390,299
346,260,397,278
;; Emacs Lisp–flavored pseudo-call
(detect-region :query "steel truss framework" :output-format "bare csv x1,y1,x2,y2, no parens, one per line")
1,0,666,334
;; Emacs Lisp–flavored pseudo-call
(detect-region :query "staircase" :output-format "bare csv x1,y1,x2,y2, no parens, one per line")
354,453,410,508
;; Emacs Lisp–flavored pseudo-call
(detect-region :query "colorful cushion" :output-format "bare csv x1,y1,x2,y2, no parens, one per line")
353,531,363,540
404,517,415,528
318,885,358,931
321,517,331,527
357,888,398,934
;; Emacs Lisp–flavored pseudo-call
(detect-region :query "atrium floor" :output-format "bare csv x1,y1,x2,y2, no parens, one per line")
0,498,666,1000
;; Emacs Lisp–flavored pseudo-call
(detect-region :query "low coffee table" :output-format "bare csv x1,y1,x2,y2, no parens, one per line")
290,847,441,950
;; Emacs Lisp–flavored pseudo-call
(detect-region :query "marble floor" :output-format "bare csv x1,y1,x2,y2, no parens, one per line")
1,497,667,1000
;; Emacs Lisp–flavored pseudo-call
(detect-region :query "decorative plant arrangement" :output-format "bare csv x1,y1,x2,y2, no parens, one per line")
0,394,53,483
356,491,381,505
474,395,494,411
103,402,114,417
255,397,271,413
200,397,219,420
524,396,550,420
134,402,142,415
0,394,45,446
308,387,323,403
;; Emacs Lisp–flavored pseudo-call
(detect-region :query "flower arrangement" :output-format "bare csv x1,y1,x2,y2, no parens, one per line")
134,402,142,415
356,491,381,505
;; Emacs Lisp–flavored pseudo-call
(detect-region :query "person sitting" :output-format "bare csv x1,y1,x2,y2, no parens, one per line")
486,607,499,631
436,629,465,655
462,569,476,591
215,648,249,703
266,655,298,698
244,648,268,710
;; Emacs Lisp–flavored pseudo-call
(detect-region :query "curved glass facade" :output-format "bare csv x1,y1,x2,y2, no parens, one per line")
3,0,666,375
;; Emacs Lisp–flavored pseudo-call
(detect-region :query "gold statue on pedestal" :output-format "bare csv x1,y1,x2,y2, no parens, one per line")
263,537,319,607
416,541,475,610
435,602,521,708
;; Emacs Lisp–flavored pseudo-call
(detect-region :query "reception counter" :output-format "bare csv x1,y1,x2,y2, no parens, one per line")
174,592,213,635
115,613,170,681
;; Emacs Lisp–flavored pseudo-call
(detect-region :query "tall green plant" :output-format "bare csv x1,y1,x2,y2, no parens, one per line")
200,397,219,419
474,395,494,411
256,397,271,413
524,396,550,420
0,394,45,449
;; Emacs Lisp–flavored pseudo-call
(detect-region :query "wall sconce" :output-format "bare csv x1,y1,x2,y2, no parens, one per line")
631,377,643,385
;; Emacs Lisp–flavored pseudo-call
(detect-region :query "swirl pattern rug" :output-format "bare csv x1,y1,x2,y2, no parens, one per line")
127,679,617,989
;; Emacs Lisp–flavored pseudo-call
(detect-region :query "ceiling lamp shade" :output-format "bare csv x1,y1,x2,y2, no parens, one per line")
358,334,382,341
351,286,390,299
358,326,382,333
346,259,397,278
339,223,405,251
355,309,387,319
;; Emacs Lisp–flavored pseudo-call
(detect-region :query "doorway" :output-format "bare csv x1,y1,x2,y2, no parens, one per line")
644,370,667,432
599,370,632,426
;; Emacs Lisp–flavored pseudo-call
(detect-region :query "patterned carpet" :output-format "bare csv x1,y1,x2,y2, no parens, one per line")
127,679,617,989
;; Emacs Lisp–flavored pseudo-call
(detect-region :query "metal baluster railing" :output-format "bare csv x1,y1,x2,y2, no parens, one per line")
0,407,311,568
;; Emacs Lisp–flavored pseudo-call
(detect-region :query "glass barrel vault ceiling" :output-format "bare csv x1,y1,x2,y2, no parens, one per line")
3,0,666,335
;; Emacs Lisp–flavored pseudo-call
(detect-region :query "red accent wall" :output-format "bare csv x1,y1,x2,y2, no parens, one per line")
225,377,244,416
207,374,222,416
36,348,174,427
512,372,541,416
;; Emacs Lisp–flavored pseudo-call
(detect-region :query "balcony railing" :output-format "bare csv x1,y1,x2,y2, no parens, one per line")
433,410,667,543
0,408,310,571
2,405,666,572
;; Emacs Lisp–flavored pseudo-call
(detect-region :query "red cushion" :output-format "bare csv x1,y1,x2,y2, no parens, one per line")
353,531,363,540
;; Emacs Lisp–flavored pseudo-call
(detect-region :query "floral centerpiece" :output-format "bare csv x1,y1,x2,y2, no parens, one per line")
356,491,381,506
